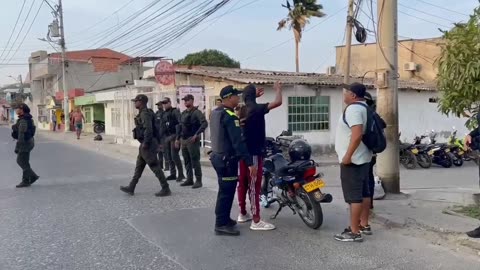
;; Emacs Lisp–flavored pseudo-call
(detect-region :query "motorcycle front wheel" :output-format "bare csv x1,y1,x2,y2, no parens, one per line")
296,189,323,229
400,150,417,169
440,154,453,168
416,153,432,169
449,153,463,167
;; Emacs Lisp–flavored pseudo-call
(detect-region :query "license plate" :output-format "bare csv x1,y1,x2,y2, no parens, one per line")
411,148,419,154
303,179,325,192
428,150,434,156
459,151,464,155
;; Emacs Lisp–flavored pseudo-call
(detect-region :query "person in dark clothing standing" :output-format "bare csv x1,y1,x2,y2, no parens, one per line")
464,113,480,238
13,103,40,188
161,97,185,182
178,94,208,189
210,85,256,236
364,92,377,209
155,101,167,170
236,82,282,231
120,95,171,197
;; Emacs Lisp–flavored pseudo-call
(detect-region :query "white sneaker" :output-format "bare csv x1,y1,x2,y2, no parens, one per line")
250,220,276,231
237,213,252,223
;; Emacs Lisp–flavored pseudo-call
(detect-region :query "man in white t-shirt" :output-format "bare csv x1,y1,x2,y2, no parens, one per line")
334,82,373,243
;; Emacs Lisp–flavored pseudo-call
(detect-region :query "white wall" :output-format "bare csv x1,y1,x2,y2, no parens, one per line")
398,90,468,143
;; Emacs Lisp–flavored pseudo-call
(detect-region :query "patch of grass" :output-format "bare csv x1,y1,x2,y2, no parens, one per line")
453,205,480,220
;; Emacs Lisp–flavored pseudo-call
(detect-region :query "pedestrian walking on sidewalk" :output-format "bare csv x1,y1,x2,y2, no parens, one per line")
210,86,256,236
72,108,85,140
161,97,185,182
178,94,208,189
120,94,170,197
51,110,57,132
12,103,39,188
463,113,480,238
155,102,167,170
334,83,373,243
236,82,282,231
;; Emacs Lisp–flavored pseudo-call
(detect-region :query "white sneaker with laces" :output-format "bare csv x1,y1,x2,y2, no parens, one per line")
237,213,252,223
250,220,276,231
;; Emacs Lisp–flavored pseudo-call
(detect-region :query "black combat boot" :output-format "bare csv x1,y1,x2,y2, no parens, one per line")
16,181,31,188
214,226,240,236
176,175,185,182
120,183,136,196
180,179,194,187
30,175,40,185
191,180,202,189
467,226,480,238
155,187,171,197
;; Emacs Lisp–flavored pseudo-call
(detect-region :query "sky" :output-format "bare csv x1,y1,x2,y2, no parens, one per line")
0,0,477,86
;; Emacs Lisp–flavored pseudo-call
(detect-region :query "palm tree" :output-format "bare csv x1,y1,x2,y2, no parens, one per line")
277,0,325,72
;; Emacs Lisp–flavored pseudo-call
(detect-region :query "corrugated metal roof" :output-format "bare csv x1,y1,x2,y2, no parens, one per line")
174,66,437,91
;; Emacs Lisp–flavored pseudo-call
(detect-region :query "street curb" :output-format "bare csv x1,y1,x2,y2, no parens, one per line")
371,212,407,229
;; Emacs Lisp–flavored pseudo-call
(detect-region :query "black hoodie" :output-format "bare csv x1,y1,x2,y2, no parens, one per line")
242,84,270,156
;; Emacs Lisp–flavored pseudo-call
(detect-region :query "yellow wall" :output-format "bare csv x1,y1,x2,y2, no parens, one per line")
335,38,443,82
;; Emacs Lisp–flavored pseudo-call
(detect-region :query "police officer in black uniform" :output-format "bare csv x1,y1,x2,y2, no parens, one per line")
210,86,256,236
120,94,171,197
161,97,185,182
155,101,167,170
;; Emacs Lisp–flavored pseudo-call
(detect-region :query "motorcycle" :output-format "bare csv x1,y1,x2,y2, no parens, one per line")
414,132,453,168
262,137,332,229
448,128,478,165
93,120,105,134
411,135,433,169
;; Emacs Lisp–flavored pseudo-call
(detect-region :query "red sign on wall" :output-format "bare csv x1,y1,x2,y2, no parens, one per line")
55,88,85,101
155,60,175,86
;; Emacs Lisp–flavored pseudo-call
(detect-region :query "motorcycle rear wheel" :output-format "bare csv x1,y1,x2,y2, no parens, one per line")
296,189,323,229
449,153,463,167
93,124,105,134
416,153,432,169
440,154,453,168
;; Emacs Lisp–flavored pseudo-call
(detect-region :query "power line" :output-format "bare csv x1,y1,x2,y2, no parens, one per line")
398,9,451,29
1,0,38,63
241,5,347,63
5,1,45,65
416,0,470,16
0,0,28,61
398,2,458,23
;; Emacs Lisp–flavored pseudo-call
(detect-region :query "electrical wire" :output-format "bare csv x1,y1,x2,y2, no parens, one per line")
416,0,469,17
398,3,458,23
241,5,347,63
164,0,262,54
124,0,217,54
1,0,38,63
4,0,45,65
130,0,232,56
99,0,199,50
0,0,28,61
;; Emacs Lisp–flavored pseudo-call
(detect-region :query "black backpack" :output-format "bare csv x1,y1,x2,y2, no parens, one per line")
343,102,387,154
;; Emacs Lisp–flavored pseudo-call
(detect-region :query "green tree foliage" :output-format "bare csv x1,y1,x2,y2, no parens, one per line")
277,0,325,72
175,49,240,68
438,5,480,128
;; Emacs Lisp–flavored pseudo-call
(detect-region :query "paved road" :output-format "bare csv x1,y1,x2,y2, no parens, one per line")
1,127,479,270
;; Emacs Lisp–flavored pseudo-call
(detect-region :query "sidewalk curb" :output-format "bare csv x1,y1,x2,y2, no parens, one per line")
372,211,480,252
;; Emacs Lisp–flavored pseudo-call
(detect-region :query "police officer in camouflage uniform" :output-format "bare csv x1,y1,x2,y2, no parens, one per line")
210,86,256,236
120,94,171,197
161,97,185,182
155,101,168,170
12,103,39,188
178,94,208,189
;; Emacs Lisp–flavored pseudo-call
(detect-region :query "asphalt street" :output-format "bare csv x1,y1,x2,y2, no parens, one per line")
1,126,479,270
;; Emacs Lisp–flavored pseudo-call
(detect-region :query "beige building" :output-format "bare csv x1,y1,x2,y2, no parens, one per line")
335,37,443,82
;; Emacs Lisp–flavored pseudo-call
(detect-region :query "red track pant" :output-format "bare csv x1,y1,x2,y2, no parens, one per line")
238,156,263,223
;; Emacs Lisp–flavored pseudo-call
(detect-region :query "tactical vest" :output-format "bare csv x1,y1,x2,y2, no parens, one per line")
11,118,36,141
181,108,201,139
210,107,236,155
163,108,179,136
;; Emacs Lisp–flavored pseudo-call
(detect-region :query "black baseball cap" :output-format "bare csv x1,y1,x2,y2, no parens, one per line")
342,82,366,98
131,94,148,103
160,97,171,104
220,85,242,99
182,94,194,101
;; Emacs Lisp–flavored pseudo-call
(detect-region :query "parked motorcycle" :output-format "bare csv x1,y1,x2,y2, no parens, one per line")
93,120,105,134
411,135,433,169
263,138,332,229
414,132,453,168
448,128,478,165
429,131,462,167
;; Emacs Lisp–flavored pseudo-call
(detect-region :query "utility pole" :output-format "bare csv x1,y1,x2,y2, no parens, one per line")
343,0,355,85
58,0,69,132
376,0,400,193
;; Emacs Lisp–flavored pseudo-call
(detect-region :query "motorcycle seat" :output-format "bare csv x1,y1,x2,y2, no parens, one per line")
275,160,313,177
